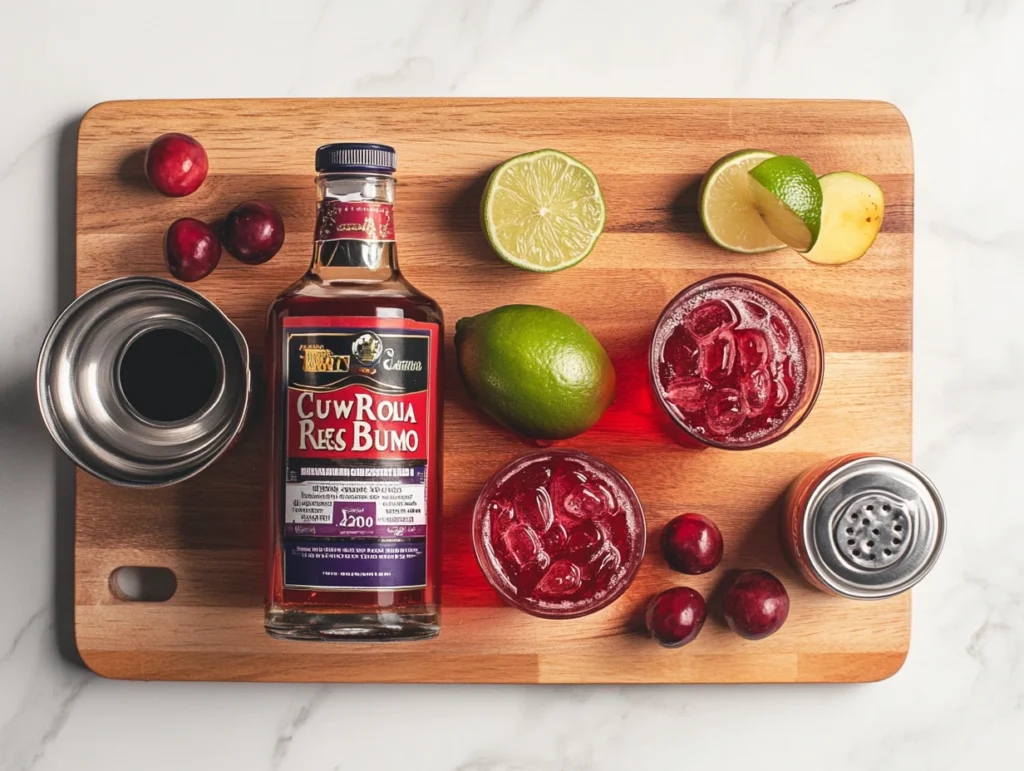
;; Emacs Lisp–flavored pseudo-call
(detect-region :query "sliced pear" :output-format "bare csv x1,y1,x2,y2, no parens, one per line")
802,172,884,265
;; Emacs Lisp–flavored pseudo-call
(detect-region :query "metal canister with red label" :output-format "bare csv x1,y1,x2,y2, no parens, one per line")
782,454,946,599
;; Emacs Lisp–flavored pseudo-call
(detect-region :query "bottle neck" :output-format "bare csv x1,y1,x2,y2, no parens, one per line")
310,173,399,282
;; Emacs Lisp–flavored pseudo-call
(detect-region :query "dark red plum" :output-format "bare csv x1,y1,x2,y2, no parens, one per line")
662,513,724,575
646,586,707,648
221,201,285,265
723,569,790,640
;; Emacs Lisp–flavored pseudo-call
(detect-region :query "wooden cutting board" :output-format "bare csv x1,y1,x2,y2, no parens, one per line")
74,98,913,682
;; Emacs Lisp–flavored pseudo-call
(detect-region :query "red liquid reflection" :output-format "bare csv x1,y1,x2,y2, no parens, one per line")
594,348,706,449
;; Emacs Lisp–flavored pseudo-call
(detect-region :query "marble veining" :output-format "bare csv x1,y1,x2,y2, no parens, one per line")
2,0,1023,769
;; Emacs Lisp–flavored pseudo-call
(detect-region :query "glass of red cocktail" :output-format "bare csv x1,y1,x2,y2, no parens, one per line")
650,273,823,450
472,450,646,619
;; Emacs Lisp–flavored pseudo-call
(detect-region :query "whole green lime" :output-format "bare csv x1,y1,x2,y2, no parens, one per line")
455,305,616,440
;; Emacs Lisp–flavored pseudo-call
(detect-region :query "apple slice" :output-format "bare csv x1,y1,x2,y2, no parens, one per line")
802,171,884,265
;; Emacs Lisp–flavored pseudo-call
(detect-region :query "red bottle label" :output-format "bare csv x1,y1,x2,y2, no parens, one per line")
315,201,395,243
280,316,439,591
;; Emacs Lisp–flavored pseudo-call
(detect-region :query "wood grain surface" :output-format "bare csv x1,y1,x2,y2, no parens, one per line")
74,98,914,683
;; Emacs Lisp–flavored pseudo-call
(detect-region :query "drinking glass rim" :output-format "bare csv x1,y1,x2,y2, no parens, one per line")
649,272,825,451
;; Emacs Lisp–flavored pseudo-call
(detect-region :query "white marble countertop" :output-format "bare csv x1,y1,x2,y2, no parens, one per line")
1,0,1021,769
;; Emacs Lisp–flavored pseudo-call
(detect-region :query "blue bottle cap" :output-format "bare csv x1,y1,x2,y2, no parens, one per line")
315,143,396,174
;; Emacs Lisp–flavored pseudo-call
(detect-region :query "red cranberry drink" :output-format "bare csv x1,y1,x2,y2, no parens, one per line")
473,450,646,619
650,274,823,449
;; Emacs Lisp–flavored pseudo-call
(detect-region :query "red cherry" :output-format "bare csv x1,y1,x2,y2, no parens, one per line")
722,570,790,640
662,513,723,574
164,218,221,282
145,133,208,197
646,586,707,648
221,201,285,265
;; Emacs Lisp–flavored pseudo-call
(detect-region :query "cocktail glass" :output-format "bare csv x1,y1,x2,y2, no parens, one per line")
472,450,646,619
649,273,823,450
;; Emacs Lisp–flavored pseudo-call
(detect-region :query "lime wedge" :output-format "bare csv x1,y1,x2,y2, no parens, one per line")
748,155,823,251
482,149,606,272
698,149,787,253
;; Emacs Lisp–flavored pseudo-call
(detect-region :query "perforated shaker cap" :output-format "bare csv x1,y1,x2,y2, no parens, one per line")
802,456,945,599
315,143,396,174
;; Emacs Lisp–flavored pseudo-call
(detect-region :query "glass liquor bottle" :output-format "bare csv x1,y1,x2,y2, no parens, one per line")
264,143,443,641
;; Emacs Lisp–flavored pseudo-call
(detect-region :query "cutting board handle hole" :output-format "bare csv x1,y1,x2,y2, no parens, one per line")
110,566,177,602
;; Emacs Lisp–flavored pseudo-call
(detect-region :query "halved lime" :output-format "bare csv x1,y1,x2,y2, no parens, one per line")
748,155,823,251
481,149,606,273
698,149,787,253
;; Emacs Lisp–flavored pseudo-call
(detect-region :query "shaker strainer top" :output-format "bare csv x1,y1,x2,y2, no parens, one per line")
802,456,945,599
